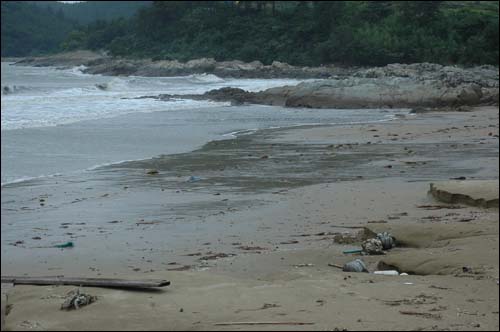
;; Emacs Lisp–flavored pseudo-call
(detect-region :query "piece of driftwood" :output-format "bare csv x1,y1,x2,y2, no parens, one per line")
214,322,314,326
328,263,343,269
1,283,13,332
416,205,463,210
399,310,442,320
1,276,170,289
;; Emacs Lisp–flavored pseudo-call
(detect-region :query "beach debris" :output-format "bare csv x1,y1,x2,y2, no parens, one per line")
328,263,343,269
187,175,202,182
19,321,41,329
377,232,395,250
362,238,384,255
1,283,13,331
333,230,366,244
342,259,368,273
198,252,236,261
450,176,467,180
214,322,314,326
167,265,191,271
400,273,409,276
54,242,74,249
368,220,387,224
293,263,314,268
146,169,159,175
279,240,299,245
429,285,451,290
235,303,281,313
416,204,463,210
61,288,97,311
237,246,268,251
343,249,363,254
1,276,170,289
399,311,442,320
373,270,399,276
136,220,160,226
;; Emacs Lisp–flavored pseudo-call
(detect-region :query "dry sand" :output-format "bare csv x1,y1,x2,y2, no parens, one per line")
1,107,498,331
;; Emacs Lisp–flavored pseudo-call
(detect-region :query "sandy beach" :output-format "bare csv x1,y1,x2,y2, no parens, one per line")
1,106,498,330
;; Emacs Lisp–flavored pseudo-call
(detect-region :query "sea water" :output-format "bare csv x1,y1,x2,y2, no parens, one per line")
1,62,403,185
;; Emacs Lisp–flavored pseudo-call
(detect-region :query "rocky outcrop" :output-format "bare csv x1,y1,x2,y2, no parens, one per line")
247,63,499,108
14,50,107,68
83,57,339,78
14,51,345,79
146,62,498,108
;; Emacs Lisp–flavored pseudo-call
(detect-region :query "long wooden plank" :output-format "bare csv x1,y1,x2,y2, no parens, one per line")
214,322,314,326
1,276,170,289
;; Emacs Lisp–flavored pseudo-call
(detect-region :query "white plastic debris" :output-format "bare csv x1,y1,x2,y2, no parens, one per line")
373,270,399,276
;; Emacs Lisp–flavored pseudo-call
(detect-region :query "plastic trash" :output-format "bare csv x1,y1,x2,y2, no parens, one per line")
343,249,363,254
342,259,368,273
373,270,399,275
377,232,395,250
187,176,202,182
54,241,74,248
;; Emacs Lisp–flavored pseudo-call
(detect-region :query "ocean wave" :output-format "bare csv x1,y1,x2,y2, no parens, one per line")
186,73,225,84
1,173,63,188
65,65,95,77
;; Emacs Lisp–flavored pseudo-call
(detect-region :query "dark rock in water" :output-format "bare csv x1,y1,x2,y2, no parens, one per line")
95,83,108,91
146,169,159,175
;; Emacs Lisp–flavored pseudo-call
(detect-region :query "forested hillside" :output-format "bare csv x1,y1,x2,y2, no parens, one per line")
3,1,499,66
1,1,75,56
1,1,149,57
29,1,152,24
62,1,499,66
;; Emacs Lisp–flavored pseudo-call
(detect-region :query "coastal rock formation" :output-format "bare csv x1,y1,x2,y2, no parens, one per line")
14,51,342,79
177,63,498,109
14,50,106,68
14,52,499,108
253,63,498,108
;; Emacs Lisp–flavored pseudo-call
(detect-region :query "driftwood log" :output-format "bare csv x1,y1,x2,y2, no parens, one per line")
1,276,170,289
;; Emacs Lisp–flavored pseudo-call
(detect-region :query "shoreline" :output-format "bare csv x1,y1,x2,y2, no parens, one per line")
1,106,498,330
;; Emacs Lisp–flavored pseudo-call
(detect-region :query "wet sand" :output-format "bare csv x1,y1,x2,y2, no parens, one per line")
1,107,498,331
